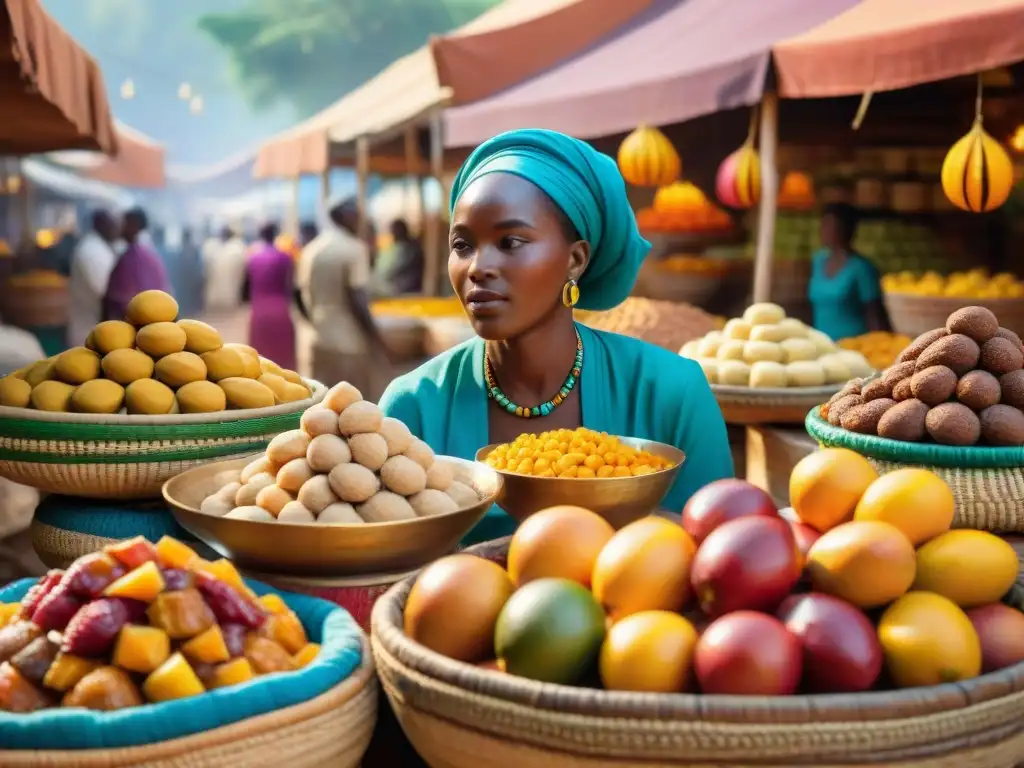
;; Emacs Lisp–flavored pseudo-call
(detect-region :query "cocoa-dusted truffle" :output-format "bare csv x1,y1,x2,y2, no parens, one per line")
840,399,896,435
826,394,864,427
995,326,1023,351
999,369,1024,409
925,402,981,446
915,334,980,377
897,328,948,363
877,399,930,442
946,306,999,344
979,336,1024,376
979,404,1024,446
910,365,958,407
892,378,913,401
956,370,1001,411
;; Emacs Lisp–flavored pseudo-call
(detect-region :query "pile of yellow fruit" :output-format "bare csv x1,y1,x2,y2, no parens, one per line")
0,290,310,416
838,332,912,370
371,296,465,319
882,270,1024,299
482,427,674,478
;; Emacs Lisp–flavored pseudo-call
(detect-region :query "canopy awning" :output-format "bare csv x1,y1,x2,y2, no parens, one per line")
442,0,858,148
0,0,118,155
48,122,165,189
22,157,135,208
773,0,1024,98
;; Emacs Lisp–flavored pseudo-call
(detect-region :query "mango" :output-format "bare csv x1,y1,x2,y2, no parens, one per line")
30,380,76,412
55,347,101,385
101,348,155,384
136,322,187,358
71,379,125,414
208,657,255,689
23,359,56,387
281,382,310,403
244,635,295,674
175,380,226,413
280,369,305,386
258,373,289,402
125,378,175,415
257,594,289,616
155,351,207,389
195,558,247,593
103,561,166,601
292,643,320,669
177,319,223,354
259,358,285,376
142,652,205,702
126,290,178,325
42,653,101,692
201,347,246,381
219,377,276,410
155,536,199,570
84,330,98,351
225,344,261,379
181,625,231,664
91,320,136,354
261,611,307,654
0,376,31,408
113,625,170,674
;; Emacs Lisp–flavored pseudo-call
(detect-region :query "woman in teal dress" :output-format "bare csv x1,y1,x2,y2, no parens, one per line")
379,129,734,544
808,203,888,340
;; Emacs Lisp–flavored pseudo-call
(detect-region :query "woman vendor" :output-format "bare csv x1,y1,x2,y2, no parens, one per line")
808,203,888,340
379,129,734,544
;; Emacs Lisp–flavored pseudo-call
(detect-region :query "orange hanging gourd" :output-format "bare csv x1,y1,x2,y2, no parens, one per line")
617,125,681,188
941,119,1014,213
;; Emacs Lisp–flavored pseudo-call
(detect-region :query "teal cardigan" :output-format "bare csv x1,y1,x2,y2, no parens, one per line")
379,324,734,544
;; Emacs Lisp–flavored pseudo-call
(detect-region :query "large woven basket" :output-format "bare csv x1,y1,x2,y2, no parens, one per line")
2,282,69,328
883,292,1024,339
0,380,325,499
712,384,843,425
806,407,1024,533
371,539,1024,768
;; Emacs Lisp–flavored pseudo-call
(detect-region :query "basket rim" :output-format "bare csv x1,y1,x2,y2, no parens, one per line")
805,407,1024,468
882,292,1024,306
712,383,843,405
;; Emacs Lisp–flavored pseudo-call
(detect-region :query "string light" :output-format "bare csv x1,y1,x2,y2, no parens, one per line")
189,95,204,115
1011,125,1024,153
120,78,135,100
178,82,192,100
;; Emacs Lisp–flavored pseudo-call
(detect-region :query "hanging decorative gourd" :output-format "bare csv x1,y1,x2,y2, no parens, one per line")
941,77,1014,213
715,107,761,209
653,182,708,215
778,172,816,211
617,125,681,187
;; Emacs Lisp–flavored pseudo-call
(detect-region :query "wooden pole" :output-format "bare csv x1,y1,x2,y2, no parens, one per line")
423,109,446,297
355,136,370,246
403,125,423,236
752,92,779,304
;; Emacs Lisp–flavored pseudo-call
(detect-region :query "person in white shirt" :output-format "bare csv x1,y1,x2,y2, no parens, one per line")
203,225,248,313
67,210,119,348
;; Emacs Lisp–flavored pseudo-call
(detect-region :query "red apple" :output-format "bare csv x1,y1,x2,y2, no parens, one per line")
694,611,801,695
683,480,778,544
690,516,802,618
777,593,882,692
966,604,1024,673
788,520,821,559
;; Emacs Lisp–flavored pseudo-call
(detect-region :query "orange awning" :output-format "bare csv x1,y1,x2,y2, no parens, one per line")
774,0,1024,98
0,0,118,155
49,123,165,189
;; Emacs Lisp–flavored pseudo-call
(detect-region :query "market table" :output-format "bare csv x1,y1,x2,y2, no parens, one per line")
744,425,818,509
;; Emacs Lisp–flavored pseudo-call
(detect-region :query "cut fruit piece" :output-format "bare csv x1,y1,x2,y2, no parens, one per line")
61,553,125,599
43,653,101,692
105,537,160,569
0,603,19,629
62,598,139,657
0,621,43,663
155,536,198,570
221,623,247,657
103,561,166,602
113,625,171,674
147,588,216,640
161,568,194,591
257,593,289,616
63,666,144,711
195,559,247,594
181,625,230,665
208,657,256,689
260,612,308,654
195,573,266,630
244,635,296,674
19,571,64,619
11,633,61,685
0,661,54,712
142,653,206,702
31,588,84,632
292,643,320,669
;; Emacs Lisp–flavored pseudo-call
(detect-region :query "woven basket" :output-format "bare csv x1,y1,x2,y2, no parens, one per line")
2,282,69,328
883,293,1024,339
0,380,325,499
806,407,1024,533
632,259,752,317
712,384,843,425
371,538,1024,768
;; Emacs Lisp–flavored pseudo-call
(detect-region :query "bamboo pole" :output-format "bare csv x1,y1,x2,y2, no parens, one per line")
423,109,446,296
355,136,370,246
752,92,779,304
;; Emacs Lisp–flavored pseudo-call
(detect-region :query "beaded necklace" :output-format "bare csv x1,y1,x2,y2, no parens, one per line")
484,328,583,418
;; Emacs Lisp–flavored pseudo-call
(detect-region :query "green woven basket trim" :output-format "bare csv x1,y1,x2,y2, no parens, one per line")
805,407,1024,469
0,441,267,464
0,411,300,442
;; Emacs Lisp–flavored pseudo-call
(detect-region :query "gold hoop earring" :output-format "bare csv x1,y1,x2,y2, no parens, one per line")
562,278,580,308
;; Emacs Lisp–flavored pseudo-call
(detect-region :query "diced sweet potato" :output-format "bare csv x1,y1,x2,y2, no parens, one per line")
161,568,194,591
19,570,63,618
0,602,22,628
0,621,43,663
105,536,159,570
11,633,60,685
257,593,289,616
63,666,143,711
103,561,166,602
221,623,247,658
259,612,307,655
195,573,266,630
147,588,215,639
195,559,247,594
155,536,198,570
62,598,134,657
113,625,170,674
142,653,205,702
181,625,230,665
61,553,125,599
0,661,54,712
243,635,295,674
43,653,101,692
208,657,255,689
32,587,85,632
292,643,320,669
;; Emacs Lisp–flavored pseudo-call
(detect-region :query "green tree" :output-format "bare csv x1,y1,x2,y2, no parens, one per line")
198,0,498,118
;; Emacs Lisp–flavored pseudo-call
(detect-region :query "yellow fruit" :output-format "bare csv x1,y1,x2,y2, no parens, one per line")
292,643,320,669
154,536,198,569
142,652,206,702
101,348,155,384
103,561,166,601
55,347,101,384
125,378,176,415
208,658,255,688
201,347,247,381
617,125,680,188
599,610,697,693
113,625,171,674
30,380,76,411
508,505,615,588
913,530,1019,608
258,593,289,615
181,625,231,664
90,320,136,354
43,654,100,692
218,377,276,409
0,376,31,408
280,369,304,386
878,592,981,688
23,359,56,387
0,602,20,628
154,351,207,388
789,448,879,533
258,372,290,402
175,380,226,413
126,290,179,325
941,120,1014,213
591,517,696,621
280,382,310,402
853,468,954,546
71,379,126,414
176,319,223,354
225,344,262,378
136,322,187,358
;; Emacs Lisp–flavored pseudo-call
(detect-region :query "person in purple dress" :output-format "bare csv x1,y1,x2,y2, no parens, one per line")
245,222,296,371
103,207,172,321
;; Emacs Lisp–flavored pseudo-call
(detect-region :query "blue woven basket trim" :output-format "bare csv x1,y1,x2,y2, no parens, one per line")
0,577,362,750
33,498,193,541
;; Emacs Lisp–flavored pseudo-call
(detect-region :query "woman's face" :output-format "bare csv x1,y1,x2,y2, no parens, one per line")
449,173,589,341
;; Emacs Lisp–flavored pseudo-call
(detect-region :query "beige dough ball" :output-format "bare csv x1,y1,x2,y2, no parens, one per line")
300,405,341,437
235,472,276,506
328,462,379,503
338,400,383,436
380,455,427,496
446,481,479,508
717,360,752,386
213,468,242,488
256,484,293,517
425,459,454,491
306,434,351,472
225,506,275,522
240,455,275,484
200,494,234,517
323,381,363,413
349,432,389,471
266,429,310,465
403,438,435,470
357,491,418,523
296,474,339,513
696,334,723,358
276,457,315,493
379,417,413,456
317,502,363,524
409,489,458,517
696,359,718,384
715,340,746,361
276,501,315,524
216,482,242,502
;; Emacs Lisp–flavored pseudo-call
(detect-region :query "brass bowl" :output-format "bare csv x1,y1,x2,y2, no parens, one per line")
163,456,502,577
475,437,684,529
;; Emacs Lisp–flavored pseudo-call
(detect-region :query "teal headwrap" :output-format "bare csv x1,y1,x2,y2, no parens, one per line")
449,129,651,311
